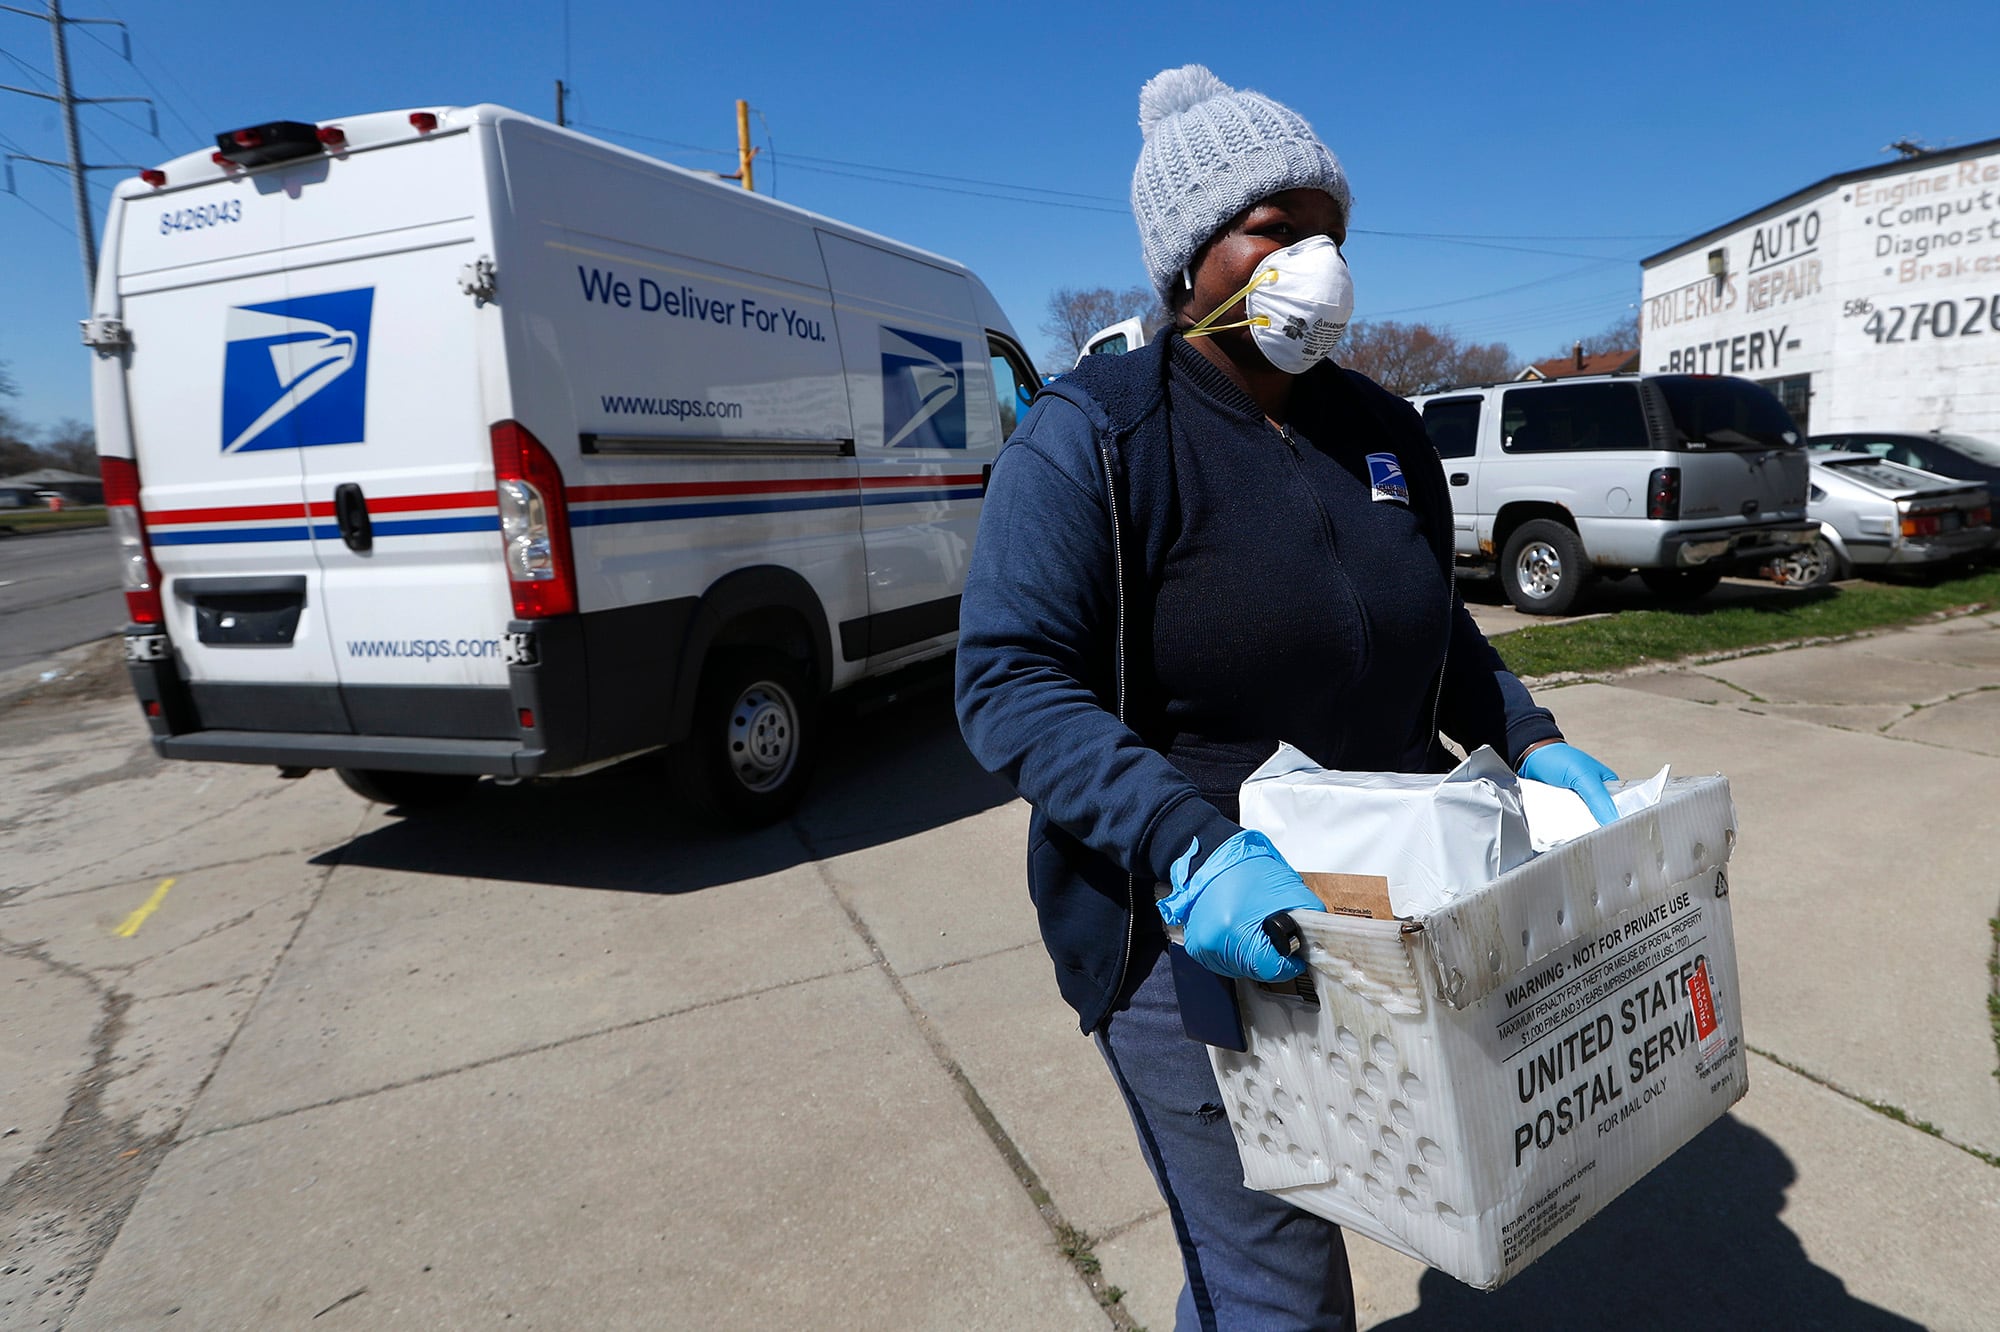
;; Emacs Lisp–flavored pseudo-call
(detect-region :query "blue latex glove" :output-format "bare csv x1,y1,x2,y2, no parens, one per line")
1158,831,1320,981
1520,742,1621,826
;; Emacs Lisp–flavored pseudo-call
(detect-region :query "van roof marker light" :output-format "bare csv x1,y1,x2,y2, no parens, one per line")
409,111,438,133
213,120,324,168
139,168,166,188
316,125,347,149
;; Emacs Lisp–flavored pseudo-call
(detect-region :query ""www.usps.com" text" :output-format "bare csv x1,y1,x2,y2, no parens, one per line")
599,394,745,420
347,638,502,662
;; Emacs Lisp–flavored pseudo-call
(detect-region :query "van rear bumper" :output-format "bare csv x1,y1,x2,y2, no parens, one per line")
154,729,535,775
124,597,698,777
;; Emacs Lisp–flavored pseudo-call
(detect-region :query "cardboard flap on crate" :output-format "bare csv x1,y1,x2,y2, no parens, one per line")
1420,775,1738,1010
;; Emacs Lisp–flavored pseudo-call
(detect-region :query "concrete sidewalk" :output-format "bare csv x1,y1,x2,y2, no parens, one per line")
18,613,2000,1329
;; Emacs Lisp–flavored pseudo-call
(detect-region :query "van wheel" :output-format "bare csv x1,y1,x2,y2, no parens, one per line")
336,768,479,809
1500,520,1592,615
1638,567,1724,603
669,649,818,827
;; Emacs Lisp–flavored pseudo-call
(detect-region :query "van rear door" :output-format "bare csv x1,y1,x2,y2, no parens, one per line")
117,184,346,728
281,134,512,737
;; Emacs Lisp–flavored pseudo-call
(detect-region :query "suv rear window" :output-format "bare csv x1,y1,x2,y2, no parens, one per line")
1499,382,1647,453
1653,375,1800,451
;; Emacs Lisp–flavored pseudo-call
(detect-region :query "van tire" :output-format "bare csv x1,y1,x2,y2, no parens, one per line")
669,648,817,827
1500,520,1592,616
1638,567,1724,603
336,768,479,809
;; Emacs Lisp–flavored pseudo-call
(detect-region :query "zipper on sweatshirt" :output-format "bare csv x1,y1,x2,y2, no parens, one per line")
1275,421,1374,667
1097,438,1137,1011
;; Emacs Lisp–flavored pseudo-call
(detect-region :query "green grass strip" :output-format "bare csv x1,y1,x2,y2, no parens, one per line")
0,507,108,534
1988,916,1999,1084
1495,567,2000,678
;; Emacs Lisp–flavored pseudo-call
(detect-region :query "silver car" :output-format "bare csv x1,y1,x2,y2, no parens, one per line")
1773,452,1996,587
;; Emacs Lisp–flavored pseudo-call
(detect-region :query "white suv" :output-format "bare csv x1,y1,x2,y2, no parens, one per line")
1408,375,1815,615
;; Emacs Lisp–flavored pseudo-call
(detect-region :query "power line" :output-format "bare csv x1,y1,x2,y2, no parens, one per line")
1373,257,1632,317
74,17,195,142
780,159,1129,214
569,116,1683,250
96,0,213,137
776,147,1131,207
569,120,730,157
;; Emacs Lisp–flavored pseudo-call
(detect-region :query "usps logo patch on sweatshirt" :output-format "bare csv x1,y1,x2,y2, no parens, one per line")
1366,452,1409,505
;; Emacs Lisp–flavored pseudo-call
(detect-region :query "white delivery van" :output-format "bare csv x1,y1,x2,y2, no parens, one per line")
90,106,1040,822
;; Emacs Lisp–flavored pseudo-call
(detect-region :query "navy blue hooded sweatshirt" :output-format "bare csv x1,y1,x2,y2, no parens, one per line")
955,334,1562,1032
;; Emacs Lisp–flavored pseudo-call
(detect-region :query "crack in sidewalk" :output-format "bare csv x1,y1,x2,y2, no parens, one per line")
794,824,1143,1329
180,957,877,1142
0,800,368,1325
1747,1044,2000,1169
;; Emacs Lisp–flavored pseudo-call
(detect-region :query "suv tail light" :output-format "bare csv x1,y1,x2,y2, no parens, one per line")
491,420,577,619
102,456,164,625
1646,466,1681,521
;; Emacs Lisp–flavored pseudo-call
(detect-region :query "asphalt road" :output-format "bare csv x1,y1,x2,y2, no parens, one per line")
0,527,123,676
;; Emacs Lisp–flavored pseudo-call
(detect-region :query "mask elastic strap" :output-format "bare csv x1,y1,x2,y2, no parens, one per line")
1183,268,1277,340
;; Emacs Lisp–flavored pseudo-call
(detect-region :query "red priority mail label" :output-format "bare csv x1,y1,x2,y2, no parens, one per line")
1688,960,1723,1057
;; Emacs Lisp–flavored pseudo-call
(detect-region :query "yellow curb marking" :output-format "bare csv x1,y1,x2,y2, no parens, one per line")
115,878,176,937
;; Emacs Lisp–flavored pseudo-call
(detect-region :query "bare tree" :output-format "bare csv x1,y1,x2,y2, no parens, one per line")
1341,320,1512,396
1041,285,1158,366
1543,310,1641,361
38,419,98,475
0,365,37,476
0,370,98,477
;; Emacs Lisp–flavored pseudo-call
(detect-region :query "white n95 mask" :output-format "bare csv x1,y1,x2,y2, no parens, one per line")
1184,234,1354,374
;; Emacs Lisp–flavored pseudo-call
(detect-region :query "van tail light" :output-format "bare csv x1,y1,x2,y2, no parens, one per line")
102,456,164,625
1646,466,1681,521
491,420,577,619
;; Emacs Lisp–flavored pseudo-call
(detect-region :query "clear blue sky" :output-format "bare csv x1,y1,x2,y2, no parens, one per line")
2,0,1993,433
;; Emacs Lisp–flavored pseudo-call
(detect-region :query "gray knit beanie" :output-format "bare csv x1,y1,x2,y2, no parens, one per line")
1130,65,1351,302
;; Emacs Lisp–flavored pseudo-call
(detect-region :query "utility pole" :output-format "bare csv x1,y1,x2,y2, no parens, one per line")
736,99,753,192
49,0,91,295
0,1,150,305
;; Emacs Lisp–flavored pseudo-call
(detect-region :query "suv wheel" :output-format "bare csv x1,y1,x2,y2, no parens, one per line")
668,648,818,827
1500,519,1592,615
1638,567,1724,604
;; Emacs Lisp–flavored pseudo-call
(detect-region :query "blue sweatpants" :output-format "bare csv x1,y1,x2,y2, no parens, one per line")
1095,940,1356,1331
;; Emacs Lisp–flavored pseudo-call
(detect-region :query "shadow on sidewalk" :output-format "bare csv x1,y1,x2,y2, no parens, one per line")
312,660,1016,893
1371,1114,1921,1330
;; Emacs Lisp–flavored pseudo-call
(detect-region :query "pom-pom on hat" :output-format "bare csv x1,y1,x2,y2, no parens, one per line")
1130,64,1350,302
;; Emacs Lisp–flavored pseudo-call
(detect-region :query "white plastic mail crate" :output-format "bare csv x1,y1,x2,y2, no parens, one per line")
1222,774,1747,1289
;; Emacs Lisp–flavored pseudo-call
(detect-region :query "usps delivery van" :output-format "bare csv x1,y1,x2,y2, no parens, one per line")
90,105,1040,823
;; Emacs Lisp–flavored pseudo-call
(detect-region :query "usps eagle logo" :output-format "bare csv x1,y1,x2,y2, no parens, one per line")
220,288,373,453
879,326,966,450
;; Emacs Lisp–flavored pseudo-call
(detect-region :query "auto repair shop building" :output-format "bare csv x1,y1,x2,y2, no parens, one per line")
1640,135,2000,439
